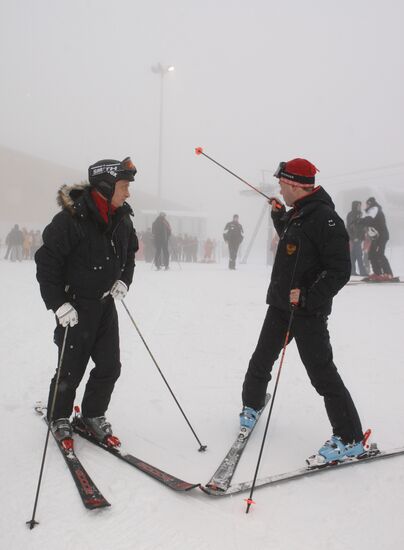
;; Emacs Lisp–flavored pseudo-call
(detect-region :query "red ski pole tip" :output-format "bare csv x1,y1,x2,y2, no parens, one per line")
195,147,204,155
244,498,255,505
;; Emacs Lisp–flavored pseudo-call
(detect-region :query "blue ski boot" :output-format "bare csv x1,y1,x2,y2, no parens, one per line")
306,430,373,468
239,406,260,430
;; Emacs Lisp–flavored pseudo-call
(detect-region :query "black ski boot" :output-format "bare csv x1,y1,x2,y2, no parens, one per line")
51,418,73,450
80,416,121,447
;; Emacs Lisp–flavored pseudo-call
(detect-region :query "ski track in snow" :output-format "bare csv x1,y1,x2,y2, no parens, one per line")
1,257,404,550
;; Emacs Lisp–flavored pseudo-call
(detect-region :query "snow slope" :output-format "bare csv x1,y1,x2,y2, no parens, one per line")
1,258,404,550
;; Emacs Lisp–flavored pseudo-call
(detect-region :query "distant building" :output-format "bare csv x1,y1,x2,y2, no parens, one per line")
0,146,207,241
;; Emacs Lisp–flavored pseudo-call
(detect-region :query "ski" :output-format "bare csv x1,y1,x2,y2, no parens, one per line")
205,394,271,492
201,445,404,496
348,277,403,285
35,404,110,510
71,417,200,492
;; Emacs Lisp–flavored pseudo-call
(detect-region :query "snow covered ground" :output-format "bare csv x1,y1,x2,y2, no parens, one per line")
1,256,404,550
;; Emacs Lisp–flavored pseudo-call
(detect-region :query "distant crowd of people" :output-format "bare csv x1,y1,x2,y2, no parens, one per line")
3,198,394,282
136,213,218,270
346,197,394,281
1,216,221,270
2,224,43,262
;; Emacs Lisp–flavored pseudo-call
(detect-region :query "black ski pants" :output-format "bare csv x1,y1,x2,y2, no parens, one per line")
242,306,363,443
368,237,393,276
154,240,169,269
350,239,366,276
47,295,121,420
228,241,241,269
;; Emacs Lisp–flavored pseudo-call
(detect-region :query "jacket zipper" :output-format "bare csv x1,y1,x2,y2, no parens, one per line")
110,217,124,256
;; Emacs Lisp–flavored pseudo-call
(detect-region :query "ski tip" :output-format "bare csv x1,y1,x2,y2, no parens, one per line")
34,401,45,414
85,497,111,509
203,483,227,494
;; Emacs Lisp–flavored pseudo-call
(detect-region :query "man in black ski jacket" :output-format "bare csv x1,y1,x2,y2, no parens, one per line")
6,224,24,261
152,212,171,270
35,157,138,446
223,214,244,270
240,158,366,466
359,197,393,281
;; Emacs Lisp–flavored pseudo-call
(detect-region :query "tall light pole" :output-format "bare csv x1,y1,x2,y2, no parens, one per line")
151,63,175,211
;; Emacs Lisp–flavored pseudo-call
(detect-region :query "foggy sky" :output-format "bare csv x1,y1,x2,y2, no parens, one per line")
1,0,403,238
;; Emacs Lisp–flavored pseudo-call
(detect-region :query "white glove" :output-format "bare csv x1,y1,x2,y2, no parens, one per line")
110,280,128,300
55,302,78,327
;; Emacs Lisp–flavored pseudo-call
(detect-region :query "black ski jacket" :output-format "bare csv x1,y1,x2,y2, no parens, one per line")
267,186,350,316
346,201,366,241
152,215,171,244
35,184,138,312
7,225,24,246
360,202,389,241
223,221,244,244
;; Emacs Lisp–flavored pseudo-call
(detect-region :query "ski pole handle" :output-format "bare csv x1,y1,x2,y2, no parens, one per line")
289,288,300,306
268,197,284,210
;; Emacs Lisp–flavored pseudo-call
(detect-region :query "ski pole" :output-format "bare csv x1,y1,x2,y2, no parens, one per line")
244,235,301,513
27,325,69,529
195,147,272,200
121,300,207,452
245,307,295,514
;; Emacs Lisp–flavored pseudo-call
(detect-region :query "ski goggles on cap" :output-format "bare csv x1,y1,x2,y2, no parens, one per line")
273,161,315,186
89,157,137,182
119,157,137,175
273,162,286,179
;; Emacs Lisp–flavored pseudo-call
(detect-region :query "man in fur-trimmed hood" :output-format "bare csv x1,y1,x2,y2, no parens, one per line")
35,157,138,446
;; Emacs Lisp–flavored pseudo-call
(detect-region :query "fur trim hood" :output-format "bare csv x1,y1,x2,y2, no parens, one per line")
56,182,133,218
56,182,90,215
